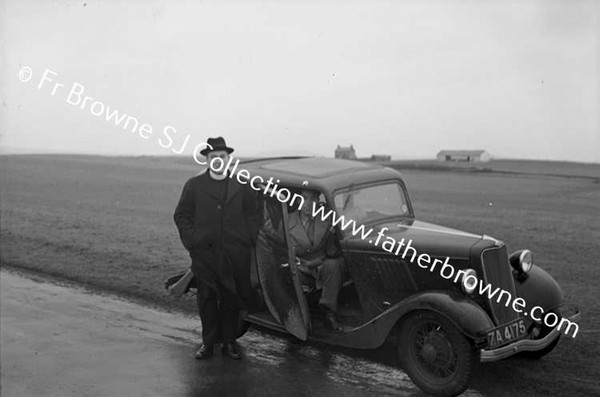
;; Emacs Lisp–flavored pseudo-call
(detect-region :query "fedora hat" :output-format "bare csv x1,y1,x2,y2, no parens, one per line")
200,137,234,156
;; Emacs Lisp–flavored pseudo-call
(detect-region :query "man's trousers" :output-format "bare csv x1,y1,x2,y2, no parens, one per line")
298,256,343,313
195,279,241,346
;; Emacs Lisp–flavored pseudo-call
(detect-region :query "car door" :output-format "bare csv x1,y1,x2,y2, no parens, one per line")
255,195,311,340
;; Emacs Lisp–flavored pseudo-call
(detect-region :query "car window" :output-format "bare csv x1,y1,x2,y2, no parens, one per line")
333,182,410,224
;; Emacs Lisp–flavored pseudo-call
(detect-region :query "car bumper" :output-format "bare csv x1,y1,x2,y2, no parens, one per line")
480,306,581,363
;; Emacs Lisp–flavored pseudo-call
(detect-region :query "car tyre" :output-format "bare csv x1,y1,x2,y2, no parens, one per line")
398,311,476,397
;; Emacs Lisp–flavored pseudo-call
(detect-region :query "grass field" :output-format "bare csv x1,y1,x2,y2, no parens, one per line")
381,159,600,180
1,154,599,396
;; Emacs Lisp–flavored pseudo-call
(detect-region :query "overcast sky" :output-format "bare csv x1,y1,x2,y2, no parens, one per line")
1,0,598,162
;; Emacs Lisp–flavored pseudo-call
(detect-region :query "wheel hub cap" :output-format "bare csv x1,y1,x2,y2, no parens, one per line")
421,344,437,363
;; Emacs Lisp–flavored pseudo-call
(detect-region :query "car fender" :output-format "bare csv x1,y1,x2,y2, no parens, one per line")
388,290,495,341
308,290,494,349
514,265,563,313
338,290,494,349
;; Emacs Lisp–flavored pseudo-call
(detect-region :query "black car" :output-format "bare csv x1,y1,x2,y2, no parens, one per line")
168,157,581,397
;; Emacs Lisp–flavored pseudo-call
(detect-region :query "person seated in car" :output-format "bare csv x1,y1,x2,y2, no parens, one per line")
288,189,344,333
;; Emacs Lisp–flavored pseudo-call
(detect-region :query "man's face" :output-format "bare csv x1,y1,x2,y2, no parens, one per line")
300,190,318,216
207,150,230,175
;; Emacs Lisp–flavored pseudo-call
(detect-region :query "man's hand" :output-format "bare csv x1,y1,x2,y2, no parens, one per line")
298,257,322,269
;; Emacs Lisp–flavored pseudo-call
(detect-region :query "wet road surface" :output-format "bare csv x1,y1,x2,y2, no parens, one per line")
1,270,483,396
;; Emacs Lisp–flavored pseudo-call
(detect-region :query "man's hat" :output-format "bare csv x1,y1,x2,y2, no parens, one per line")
200,137,234,156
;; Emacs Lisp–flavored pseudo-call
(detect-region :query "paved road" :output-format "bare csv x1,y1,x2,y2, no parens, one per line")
0,270,483,397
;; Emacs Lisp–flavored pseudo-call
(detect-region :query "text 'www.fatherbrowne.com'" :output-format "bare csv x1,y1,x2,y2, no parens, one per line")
310,202,579,339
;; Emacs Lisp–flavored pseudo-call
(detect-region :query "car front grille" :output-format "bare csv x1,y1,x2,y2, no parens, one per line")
481,246,519,325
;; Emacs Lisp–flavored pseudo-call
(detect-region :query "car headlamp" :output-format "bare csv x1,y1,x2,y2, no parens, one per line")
461,269,478,294
509,249,533,274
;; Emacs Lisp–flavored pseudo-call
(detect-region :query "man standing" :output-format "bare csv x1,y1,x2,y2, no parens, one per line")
174,137,261,360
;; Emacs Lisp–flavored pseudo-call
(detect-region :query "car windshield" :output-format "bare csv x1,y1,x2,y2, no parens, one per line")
333,182,411,225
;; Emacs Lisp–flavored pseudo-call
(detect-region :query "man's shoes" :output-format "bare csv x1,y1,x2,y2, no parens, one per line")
194,344,214,360
221,341,242,360
324,311,343,333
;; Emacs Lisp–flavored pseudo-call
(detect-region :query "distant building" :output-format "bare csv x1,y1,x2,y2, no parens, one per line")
370,154,391,161
335,145,357,160
436,150,491,162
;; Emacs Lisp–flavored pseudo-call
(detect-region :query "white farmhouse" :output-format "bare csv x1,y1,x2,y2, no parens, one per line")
436,150,491,163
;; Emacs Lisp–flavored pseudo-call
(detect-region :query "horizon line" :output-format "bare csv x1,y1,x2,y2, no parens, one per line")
1,151,598,165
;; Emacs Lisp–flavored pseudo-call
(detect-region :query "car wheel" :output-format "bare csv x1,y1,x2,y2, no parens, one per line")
398,311,477,397
520,309,561,360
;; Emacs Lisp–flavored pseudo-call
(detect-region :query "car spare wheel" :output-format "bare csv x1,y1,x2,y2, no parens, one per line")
398,311,477,397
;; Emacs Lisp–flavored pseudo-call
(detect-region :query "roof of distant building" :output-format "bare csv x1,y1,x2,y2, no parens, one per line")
437,150,488,156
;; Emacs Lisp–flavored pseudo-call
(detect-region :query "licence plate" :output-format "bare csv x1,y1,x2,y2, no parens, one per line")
487,318,527,348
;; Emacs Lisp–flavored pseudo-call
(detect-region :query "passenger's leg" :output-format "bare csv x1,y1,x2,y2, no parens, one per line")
297,267,317,293
318,257,343,313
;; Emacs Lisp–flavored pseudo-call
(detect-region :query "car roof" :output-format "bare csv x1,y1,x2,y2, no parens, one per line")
241,157,403,194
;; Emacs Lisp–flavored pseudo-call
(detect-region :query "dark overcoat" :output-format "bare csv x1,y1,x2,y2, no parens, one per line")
173,171,261,305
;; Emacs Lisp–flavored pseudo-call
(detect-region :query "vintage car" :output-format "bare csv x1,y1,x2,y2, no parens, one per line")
168,157,580,397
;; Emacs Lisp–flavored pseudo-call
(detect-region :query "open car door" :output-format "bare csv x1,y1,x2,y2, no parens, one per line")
255,194,311,340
